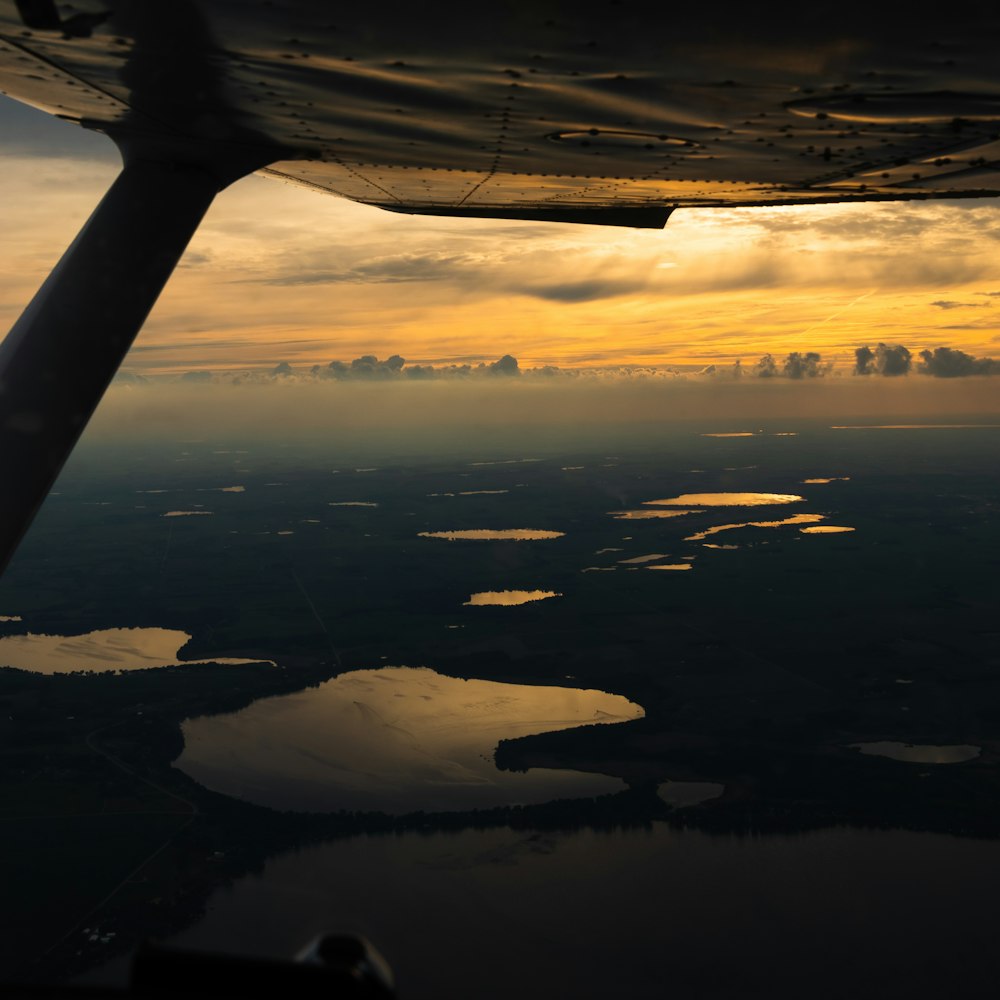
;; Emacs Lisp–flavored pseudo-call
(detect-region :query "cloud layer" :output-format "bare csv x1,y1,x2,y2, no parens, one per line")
4,95,1000,376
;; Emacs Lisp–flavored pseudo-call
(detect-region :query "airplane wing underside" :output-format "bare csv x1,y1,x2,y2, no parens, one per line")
3,2,1000,226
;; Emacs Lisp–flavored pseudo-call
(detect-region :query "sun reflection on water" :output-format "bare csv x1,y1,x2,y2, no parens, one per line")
644,493,804,507
686,513,825,542
177,666,644,813
419,529,565,540
0,627,273,673
611,509,702,520
464,591,562,606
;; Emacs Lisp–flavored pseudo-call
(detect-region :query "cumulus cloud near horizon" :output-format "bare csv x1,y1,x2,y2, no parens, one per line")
917,346,1000,377
114,336,1000,387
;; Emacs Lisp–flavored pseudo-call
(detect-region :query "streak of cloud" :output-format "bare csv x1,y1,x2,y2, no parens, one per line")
798,290,876,338
930,299,990,310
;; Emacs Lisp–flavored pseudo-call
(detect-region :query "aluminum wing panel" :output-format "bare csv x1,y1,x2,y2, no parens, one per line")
3,2,1000,223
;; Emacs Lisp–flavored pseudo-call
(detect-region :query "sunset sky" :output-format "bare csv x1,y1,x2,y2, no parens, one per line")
3,93,1000,377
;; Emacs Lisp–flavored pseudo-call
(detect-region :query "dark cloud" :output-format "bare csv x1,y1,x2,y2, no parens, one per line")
488,354,520,376
167,354,699,385
855,343,911,376
320,355,404,380
404,364,437,380
854,346,875,376
877,343,912,376
782,351,826,378
752,354,778,378
917,347,1000,377
352,254,468,283
731,352,829,379
930,300,989,310
523,279,648,303
258,252,470,287
313,354,522,381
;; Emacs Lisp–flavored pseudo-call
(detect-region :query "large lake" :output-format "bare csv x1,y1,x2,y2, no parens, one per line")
176,667,643,813
164,823,1000,999
0,627,271,674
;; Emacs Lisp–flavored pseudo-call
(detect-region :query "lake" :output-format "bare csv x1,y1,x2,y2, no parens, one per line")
0,627,272,674
176,667,643,813
849,741,981,764
463,591,561,606
162,822,1000,999
418,529,565,541
685,513,825,542
643,492,804,506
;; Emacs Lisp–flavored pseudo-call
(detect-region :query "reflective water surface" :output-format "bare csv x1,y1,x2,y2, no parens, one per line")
801,525,855,534
418,529,565,540
686,513,825,542
849,741,981,764
165,824,1000,1000
463,591,561,606
176,667,643,813
610,508,701,520
0,628,271,674
832,424,1000,430
644,493,804,506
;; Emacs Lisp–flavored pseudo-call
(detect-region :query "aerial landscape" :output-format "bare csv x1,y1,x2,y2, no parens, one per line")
3,9,1000,995
3,397,1000,996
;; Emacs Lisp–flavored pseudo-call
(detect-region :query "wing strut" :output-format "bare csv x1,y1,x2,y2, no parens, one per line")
0,157,221,572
